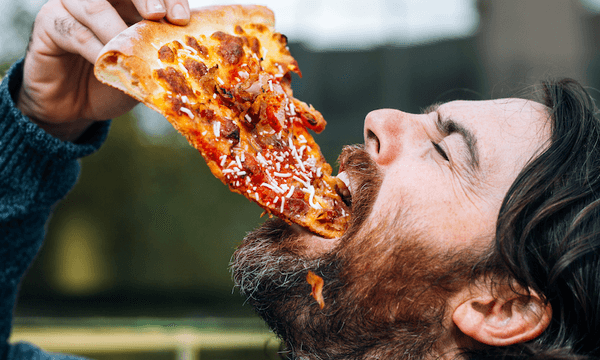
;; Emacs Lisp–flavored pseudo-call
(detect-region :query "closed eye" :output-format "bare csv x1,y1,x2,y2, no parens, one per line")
432,141,449,161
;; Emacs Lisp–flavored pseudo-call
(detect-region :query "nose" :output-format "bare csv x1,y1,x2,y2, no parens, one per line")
364,109,411,166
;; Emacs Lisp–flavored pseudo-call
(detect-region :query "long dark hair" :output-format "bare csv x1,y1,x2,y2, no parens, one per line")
467,79,600,359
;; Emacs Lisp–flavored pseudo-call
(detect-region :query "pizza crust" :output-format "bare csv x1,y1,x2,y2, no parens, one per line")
95,5,275,109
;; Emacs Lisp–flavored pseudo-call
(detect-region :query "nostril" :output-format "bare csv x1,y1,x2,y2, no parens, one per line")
366,129,380,154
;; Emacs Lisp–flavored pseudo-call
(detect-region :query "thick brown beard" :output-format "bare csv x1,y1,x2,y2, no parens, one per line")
231,145,480,360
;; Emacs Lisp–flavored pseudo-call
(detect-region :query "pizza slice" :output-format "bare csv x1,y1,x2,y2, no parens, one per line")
94,5,350,238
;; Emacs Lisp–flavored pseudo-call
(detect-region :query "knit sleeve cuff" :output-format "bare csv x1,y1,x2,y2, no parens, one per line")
0,58,111,215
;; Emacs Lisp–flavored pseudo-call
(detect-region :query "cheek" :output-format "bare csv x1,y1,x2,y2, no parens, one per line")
424,202,497,250
368,164,432,214
367,162,448,223
368,167,497,250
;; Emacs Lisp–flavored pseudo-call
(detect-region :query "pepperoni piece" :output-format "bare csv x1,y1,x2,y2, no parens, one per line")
158,45,175,63
220,118,240,145
211,31,245,65
155,67,193,97
185,36,209,57
184,59,208,80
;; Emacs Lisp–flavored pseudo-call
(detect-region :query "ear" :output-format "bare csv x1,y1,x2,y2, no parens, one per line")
452,283,552,346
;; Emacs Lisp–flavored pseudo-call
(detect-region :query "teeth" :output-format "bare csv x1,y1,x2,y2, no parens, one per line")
336,171,352,198
337,171,350,187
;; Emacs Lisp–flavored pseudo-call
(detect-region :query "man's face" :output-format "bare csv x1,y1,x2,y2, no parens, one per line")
231,99,550,359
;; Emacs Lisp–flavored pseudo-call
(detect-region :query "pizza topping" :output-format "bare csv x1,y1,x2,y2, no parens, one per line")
185,35,209,57
307,270,325,309
183,58,208,79
220,118,240,144
245,36,261,55
95,5,350,238
158,45,175,63
211,31,245,65
156,67,193,97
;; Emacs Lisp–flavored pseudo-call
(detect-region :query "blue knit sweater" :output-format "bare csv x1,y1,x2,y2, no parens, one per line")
0,59,110,359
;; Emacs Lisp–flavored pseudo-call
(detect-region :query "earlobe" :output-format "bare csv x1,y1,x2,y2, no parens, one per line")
452,285,552,346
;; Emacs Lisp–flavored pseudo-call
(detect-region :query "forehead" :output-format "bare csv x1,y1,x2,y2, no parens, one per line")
438,98,549,129
438,98,551,181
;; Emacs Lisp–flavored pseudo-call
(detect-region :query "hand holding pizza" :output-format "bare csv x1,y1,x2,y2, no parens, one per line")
16,0,191,141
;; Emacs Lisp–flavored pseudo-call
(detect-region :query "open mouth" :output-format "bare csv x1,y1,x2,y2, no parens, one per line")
336,171,353,209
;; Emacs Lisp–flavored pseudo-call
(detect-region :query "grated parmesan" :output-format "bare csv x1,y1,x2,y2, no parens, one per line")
261,182,284,194
285,185,295,198
183,44,198,54
213,121,221,137
180,107,194,119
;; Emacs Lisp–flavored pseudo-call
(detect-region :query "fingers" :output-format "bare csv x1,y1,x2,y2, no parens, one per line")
163,0,190,25
30,1,107,64
30,0,192,65
131,0,167,20
129,0,190,25
61,0,129,45
51,0,190,63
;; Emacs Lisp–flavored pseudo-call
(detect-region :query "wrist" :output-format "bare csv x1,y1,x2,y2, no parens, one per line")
28,116,96,142
16,81,95,142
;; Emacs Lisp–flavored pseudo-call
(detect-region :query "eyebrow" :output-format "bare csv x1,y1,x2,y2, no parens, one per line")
423,103,480,171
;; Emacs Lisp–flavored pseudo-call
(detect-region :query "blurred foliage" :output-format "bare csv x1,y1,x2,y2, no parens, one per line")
0,62,10,77
19,111,265,315
11,316,279,359
71,349,279,360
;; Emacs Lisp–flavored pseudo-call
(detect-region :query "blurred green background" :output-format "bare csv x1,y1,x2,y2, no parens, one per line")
3,0,600,358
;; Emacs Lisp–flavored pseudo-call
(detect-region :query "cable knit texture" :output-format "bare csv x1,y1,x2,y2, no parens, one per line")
0,59,109,360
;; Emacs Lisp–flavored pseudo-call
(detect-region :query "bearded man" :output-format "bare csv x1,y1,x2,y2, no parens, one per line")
232,80,600,360
1,0,599,359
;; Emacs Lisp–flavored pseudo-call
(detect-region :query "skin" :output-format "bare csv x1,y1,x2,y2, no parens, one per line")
299,98,552,257
16,0,191,142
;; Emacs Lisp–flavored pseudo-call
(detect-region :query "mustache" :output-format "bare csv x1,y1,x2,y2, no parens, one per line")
337,144,382,239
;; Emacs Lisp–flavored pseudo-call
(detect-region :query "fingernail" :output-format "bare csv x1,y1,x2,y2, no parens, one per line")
172,4,188,20
148,0,165,14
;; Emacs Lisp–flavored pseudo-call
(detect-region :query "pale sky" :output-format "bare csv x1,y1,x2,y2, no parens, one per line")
188,0,480,49
0,0,482,61
4,0,600,55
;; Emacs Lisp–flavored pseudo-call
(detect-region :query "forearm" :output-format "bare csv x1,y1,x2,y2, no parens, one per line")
0,58,110,357
0,59,110,218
